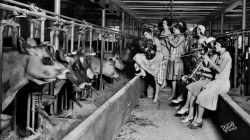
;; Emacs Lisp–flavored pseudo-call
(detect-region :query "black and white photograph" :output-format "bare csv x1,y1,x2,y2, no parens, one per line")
0,0,250,140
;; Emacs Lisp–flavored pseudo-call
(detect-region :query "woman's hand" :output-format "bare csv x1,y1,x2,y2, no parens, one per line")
203,55,211,63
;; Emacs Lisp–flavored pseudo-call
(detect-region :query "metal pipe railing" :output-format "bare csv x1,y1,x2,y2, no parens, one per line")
1,0,138,38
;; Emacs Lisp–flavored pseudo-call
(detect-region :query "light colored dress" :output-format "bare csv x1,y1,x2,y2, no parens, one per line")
166,36,185,80
133,52,164,84
196,51,232,111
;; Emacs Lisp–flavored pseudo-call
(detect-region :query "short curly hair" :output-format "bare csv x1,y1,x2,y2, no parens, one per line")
142,28,152,35
216,37,229,50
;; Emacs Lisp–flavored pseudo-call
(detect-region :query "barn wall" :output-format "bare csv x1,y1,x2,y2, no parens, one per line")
63,75,144,140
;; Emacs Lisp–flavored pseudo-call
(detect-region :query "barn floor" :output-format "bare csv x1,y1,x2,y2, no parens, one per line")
115,87,224,140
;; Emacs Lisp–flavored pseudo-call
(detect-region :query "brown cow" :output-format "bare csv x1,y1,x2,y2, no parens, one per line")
2,38,69,111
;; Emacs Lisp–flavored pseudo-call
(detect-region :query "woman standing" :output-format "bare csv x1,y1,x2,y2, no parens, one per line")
159,18,172,89
189,37,232,129
165,23,186,100
133,28,166,102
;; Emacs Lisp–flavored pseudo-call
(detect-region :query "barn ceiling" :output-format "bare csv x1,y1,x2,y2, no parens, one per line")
117,0,250,25
3,0,250,27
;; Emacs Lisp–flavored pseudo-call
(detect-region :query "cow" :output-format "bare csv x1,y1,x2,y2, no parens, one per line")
89,56,120,78
40,49,95,107
2,38,69,112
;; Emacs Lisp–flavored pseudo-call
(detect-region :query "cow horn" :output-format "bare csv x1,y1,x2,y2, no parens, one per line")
17,37,29,54
56,50,69,63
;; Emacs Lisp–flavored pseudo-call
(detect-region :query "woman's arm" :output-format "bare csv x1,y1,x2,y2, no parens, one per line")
204,54,229,73
197,72,213,78
154,37,164,51
166,36,185,48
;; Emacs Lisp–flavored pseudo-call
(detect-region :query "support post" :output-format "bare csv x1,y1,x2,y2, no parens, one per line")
209,20,212,36
121,11,125,58
70,23,74,53
242,0,246,94
89,28,93,52
54,0,61,50
100,9,105,90
220,12,224,34
0,19,4,136
52,0,61,114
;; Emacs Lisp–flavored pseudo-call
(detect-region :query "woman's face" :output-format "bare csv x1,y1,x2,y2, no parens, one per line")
144,32,152,39
163,20,168,28
173,27,180,34
215,42,223,53
197,27,202,35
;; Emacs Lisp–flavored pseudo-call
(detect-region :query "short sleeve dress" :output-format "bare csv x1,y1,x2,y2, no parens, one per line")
196,52,232,111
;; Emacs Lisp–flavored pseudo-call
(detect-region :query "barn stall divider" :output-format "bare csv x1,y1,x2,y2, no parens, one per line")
0,1,139,139
63,75,144,140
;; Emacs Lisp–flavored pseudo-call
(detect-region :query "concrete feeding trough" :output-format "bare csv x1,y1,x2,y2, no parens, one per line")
62,76,144,140
214,93,250,140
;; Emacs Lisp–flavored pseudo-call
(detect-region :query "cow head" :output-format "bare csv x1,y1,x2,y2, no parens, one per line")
108,54,125,70
56,50,95,92
19,38,69,85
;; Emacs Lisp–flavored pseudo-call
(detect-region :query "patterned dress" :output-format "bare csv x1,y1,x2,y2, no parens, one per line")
166,36,185,80
196,52,232,111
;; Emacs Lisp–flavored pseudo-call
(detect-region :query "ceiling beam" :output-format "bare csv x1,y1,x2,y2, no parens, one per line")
129,7,218,10
224,0,242,13
128,6,219,8
200,0,243,24
110,0,139,21
122,1,225,4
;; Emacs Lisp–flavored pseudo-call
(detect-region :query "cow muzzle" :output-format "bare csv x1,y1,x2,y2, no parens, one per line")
87,68,95,79
56,69,70,79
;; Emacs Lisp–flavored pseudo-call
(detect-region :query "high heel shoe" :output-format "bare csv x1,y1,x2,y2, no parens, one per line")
189,121,203,129
177,107,189,115
153,97,158,103
181,117,193,123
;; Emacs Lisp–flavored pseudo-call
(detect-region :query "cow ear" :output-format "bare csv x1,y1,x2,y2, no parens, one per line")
26,38,38,47
108,58,115,65
17,37,29,54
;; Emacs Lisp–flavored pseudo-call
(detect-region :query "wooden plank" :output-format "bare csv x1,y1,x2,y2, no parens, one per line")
62,76,144,140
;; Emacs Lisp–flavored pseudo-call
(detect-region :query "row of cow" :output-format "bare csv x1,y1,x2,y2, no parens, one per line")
1,37,128,132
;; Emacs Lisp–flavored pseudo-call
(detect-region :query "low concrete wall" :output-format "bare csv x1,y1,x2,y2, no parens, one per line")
214,94,250,140
63,76,144,140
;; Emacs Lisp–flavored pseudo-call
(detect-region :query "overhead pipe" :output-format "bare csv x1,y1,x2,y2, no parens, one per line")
0,2,136,38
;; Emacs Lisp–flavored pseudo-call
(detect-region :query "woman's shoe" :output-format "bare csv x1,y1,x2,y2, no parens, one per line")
172,98,183,104
177,107,189,115
181,117,193,123
153,97,158,103
189,121,203,129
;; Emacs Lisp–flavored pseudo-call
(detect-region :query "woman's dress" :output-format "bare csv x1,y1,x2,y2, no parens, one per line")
166,36,185,80
196,52,232,110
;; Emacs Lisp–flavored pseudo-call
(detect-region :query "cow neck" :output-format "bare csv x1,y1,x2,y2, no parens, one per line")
2,51,29,111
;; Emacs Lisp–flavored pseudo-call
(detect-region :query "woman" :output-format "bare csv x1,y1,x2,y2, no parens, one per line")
159,17,172,89
133,28,166,103
189,37,232,129
165,23,185,100
176,37,217,118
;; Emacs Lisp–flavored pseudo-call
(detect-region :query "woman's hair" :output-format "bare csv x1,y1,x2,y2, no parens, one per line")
216,37,229,50
161,18,172,27
142,28,152,35
172,23,185,33
157,22,164,33
178,21,187,33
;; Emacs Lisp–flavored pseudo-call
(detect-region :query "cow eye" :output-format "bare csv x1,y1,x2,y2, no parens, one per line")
72,64,80,71
42,57,53,65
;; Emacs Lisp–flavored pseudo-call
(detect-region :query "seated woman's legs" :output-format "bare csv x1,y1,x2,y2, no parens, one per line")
177,91,192,114
181,94,196,122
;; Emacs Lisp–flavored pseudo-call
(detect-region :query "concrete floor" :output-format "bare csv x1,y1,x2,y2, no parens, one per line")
116,87,224,140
